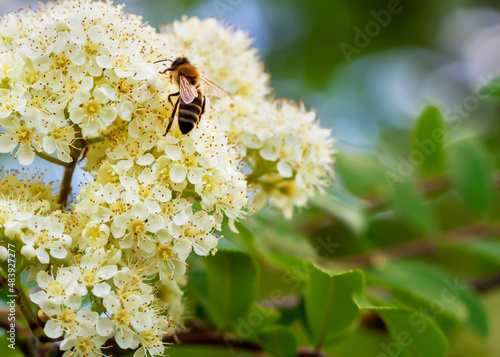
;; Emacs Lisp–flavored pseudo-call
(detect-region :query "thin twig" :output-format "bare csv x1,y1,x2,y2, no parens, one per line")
35,152,73,167
57,126,86,208
58,164,77,208
470,274,500,292
334,223,500,267
359,176,452,213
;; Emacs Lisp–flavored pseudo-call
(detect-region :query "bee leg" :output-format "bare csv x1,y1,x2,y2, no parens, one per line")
164,97,180,136
196,96,206,130
164,118,174,136
167,91,180,106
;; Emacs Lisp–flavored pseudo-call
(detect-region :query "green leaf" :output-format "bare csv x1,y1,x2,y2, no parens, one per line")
449,140,492,215
258,326,298,357
354,294,448,357
187,266,209,311
233,305,281,340
412,105,446,177
366,260,489,336
205,249,259,332
454,238,500,265
392,182,437,234
312,194,367,235
304,264,364,349
216,237,247,253
481,76,500,97
336,153,389,198
0,333,23,357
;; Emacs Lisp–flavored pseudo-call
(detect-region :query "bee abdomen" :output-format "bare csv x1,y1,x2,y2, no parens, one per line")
178,101,202,134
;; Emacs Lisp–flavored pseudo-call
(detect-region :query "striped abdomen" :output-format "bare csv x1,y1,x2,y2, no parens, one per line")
178,89,203,134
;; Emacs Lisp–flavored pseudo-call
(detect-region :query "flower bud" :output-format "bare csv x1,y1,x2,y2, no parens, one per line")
0,246,8,262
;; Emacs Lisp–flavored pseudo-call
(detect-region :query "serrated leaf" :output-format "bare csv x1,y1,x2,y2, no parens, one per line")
366,260,489,336
449,140,492,215
354,293,448,357
413,105,446,177
205,250,259,332
304,264,364,349
392,182,437,234
258,326,298,357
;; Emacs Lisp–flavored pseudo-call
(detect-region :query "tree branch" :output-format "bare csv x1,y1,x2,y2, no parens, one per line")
35,152,73,167
334,223,500,267
57,128,86,208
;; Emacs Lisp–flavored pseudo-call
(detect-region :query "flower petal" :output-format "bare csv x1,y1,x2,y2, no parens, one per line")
170,165,186,183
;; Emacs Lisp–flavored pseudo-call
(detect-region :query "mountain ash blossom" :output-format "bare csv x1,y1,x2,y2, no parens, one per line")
0,0,334,356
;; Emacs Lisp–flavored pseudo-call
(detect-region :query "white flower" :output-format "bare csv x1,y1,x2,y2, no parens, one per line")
69,82,118,137
111,203,164,253
120,167,172,213
133,316,171,357
0,109,41,165
21,215,71,264
30,269,86,306
0,84,27,118
79,222,110,250
106,133,156,170
40,116,75,163
60,320,107,357
98,291,155,349
76,247,118,297
0,198,31,238
39,300,88,338
166,138,208,184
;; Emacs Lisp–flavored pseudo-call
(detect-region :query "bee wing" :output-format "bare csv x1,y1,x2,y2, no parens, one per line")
199,76,233,102
179,75,198,104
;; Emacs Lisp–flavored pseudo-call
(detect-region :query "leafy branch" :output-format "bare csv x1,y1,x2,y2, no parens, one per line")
334,222,500,267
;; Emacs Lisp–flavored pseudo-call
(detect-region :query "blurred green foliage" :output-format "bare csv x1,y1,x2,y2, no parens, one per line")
3,0,500,356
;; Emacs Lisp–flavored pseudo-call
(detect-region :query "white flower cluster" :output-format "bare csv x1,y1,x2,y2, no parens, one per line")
0,171,58,261
0,170,184,357
160,18,334,218
0,0,334,356
0,1,245,355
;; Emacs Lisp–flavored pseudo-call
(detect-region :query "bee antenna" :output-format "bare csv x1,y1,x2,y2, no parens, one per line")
154,59,173,64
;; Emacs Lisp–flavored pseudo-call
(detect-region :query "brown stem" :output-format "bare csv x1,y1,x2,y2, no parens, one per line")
361,176,451,213
325,173,500,227
58,165,77,208
470,274,500,292
15,274,44,336
35,152,73,167
57,129,86,208
334,223,500,267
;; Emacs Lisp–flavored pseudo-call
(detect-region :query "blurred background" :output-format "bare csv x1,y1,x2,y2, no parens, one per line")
3,1,500,356
4,0,500,177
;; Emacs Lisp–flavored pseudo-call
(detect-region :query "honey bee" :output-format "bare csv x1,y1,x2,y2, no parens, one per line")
155,57,232,135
